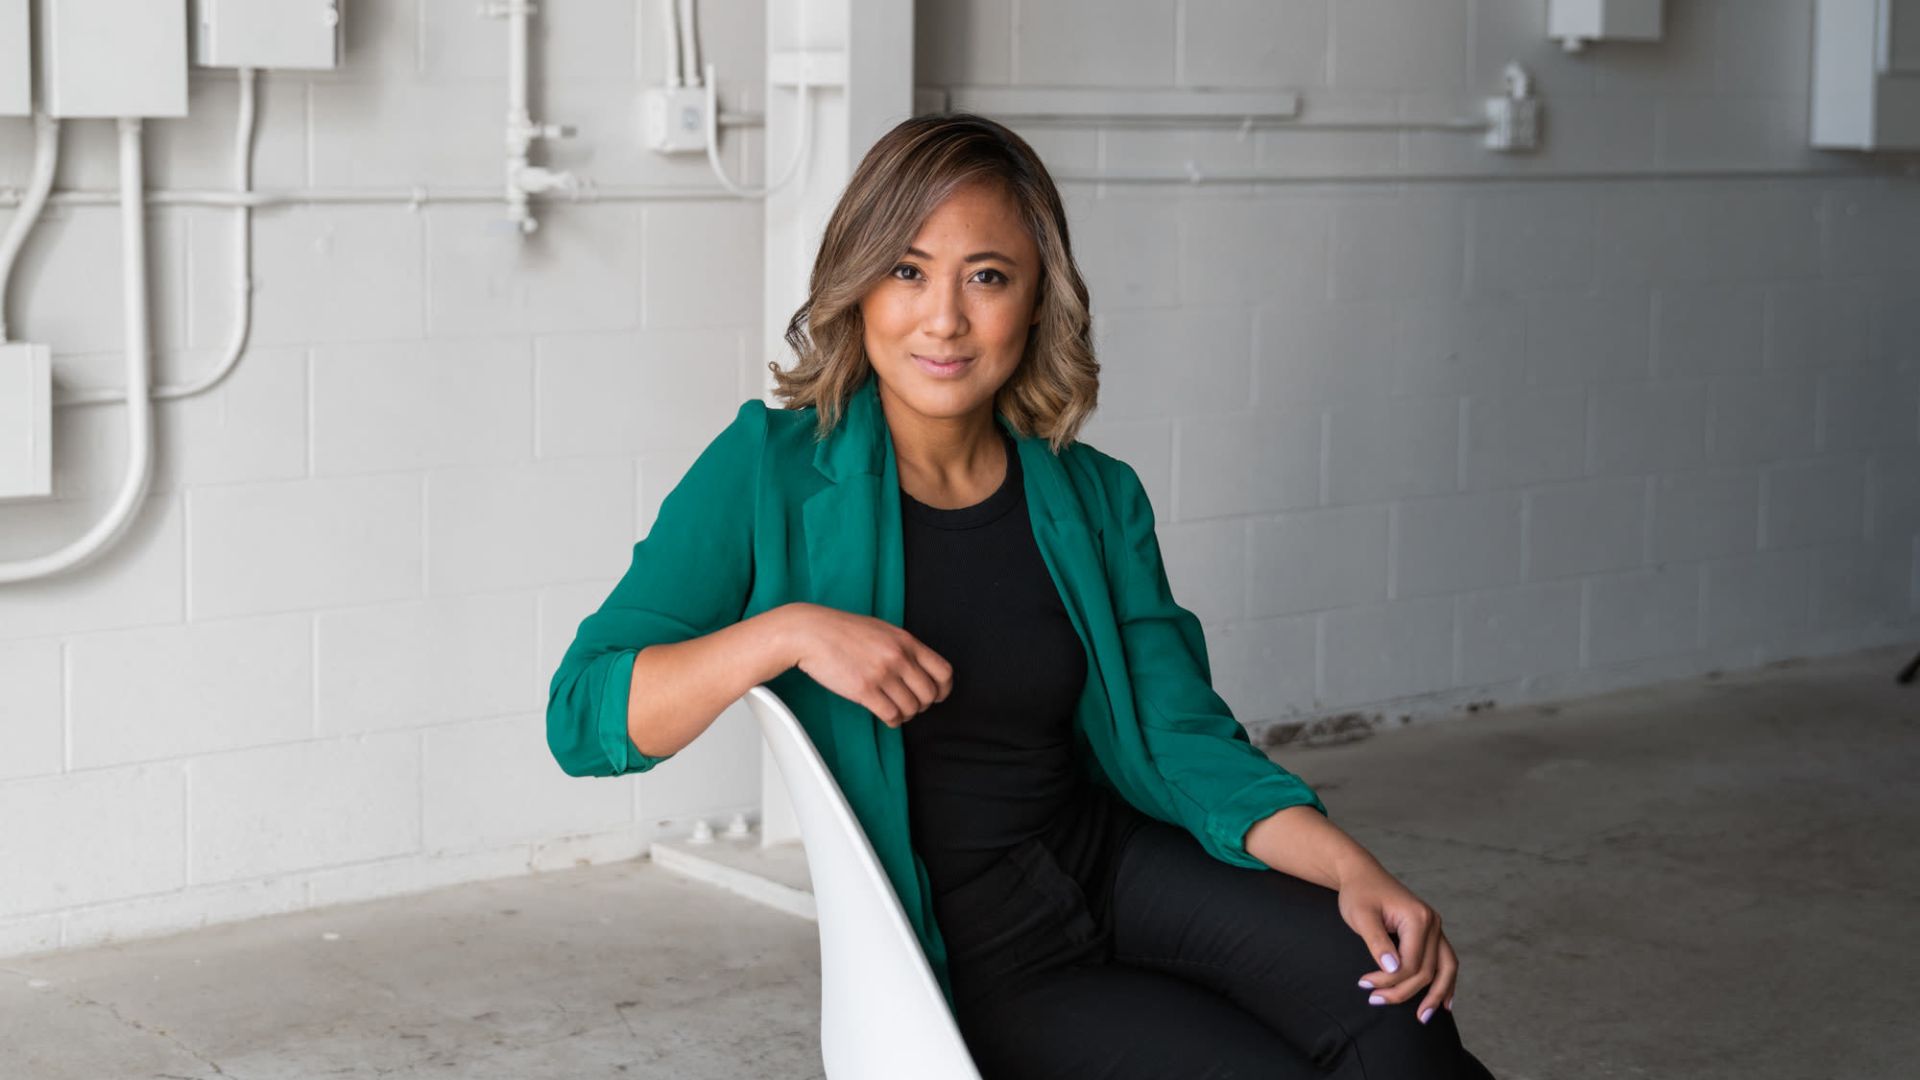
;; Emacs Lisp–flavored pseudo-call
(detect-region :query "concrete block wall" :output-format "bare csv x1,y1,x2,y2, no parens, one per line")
0,0,772,957
2,0,1916,958
973,0,1920,724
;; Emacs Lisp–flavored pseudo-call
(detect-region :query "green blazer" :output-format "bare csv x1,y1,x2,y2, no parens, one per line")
547,370,1327,1011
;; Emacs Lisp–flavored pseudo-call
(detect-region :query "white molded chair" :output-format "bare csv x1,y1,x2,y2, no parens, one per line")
741,686,984,1080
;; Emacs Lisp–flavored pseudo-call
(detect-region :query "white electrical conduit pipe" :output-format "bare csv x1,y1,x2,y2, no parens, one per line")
662,0,684,87
0,118,155,583
677,0,701,86
0,111,59,343
8,183,736,212
703,61,810,198
57,68,258,409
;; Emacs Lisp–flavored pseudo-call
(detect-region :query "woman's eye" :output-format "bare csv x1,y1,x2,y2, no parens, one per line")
974,268,1008,285
891,263,920,280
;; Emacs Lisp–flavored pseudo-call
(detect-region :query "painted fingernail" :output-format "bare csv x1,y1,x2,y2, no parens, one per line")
1419,1007,1434,1024
1357,978,1374,989
1380,952,1400,973
1445,996,1453,1011
1368,994,1385,1006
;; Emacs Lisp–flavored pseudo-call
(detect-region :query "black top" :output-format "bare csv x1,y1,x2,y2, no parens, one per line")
899,426,1092,893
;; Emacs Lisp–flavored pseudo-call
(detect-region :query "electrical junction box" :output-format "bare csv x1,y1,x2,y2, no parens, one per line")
1548,0,1663,52
1812,0,1920,149
0,342,53,501
38,0,188,117
642,85,710,153
194,0,342,70
1,0,28,116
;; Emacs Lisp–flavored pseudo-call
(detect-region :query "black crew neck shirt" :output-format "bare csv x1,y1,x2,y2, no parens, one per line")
899,426,1092,894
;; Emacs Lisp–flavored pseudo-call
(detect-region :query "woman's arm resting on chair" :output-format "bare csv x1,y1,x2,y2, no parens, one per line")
630,599,958,756
627,603,808,757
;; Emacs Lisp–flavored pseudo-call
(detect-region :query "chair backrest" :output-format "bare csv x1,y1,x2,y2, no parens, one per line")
741,686,983,1080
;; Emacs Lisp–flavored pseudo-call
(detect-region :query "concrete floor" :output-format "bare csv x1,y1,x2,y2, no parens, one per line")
3,643,1916,1079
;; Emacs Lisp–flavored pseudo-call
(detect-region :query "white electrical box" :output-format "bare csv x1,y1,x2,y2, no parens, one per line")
1548,0,1664,52
1812,0,1920,149
194,0,342,70
0,342,53,501
1,0,29,116
642,86,710,153
37,0,188,118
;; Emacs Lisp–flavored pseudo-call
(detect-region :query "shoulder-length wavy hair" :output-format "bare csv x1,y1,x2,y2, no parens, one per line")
768,112,1098,455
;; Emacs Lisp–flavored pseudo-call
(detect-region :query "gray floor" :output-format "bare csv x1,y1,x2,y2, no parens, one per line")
4,644,1916,1079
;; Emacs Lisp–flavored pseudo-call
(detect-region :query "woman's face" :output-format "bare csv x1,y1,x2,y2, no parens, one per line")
859,180,1043,430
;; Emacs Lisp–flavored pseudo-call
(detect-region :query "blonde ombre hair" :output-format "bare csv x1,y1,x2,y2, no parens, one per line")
769,112,1099,454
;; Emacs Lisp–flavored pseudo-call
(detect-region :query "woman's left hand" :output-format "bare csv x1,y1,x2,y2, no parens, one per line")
1335,860,1458,1024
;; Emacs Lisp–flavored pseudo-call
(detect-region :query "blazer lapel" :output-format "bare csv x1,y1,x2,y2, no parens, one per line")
800,374,907,790
1014,426,1140,800
1016,432,1106,641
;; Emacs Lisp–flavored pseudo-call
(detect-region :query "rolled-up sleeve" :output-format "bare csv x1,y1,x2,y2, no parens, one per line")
1102,456,1327,868
546,399,767,778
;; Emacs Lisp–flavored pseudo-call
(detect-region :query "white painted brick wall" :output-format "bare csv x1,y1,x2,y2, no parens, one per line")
2,0,1917,959
314,593,540,736
68,613,313,769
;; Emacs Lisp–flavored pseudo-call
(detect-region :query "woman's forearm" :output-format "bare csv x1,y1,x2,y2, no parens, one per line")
625,603,805,757
1243,803,1385,891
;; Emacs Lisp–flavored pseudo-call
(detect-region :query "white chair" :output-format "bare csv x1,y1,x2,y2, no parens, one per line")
741,685,984,1080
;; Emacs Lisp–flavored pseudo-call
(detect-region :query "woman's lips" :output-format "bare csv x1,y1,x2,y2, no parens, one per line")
914,353,974,378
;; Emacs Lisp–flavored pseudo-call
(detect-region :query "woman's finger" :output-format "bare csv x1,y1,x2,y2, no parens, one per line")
1373,910,1442,1005
1345,902,1403,992
893,654,941,712
1382,905,1433,995
1373,946,1435,1004
1416,934,1458,1024
868,678,916,726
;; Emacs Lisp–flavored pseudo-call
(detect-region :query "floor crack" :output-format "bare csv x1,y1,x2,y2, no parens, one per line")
61,987,235,1078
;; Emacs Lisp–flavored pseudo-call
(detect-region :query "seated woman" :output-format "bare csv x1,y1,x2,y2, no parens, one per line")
548,111,1498,1080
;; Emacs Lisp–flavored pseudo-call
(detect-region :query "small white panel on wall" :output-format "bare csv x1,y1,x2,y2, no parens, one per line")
1813,0,1920,149
1,0,29,116
0,342,53,501
194,0,341,70
38,0,189,118
1549,0,1664,51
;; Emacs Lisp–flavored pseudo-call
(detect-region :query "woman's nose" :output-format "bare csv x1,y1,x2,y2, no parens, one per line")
922,281,967,336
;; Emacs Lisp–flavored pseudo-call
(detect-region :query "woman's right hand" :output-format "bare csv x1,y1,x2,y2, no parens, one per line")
781,603,953,727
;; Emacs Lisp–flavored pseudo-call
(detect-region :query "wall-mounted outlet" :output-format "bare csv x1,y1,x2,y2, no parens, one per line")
0,342,53,501
642,85,710,153
1484,61,1541,152
1485,96,1541,151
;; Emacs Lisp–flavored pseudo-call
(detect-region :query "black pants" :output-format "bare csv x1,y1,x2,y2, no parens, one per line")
934,783,1498,1080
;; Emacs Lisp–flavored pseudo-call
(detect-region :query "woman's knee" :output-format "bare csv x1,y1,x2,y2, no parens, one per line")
1112,823,1371,988
1111,823,1488,1076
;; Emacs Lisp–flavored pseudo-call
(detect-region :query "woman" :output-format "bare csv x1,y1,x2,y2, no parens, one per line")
548,113,1496,1078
